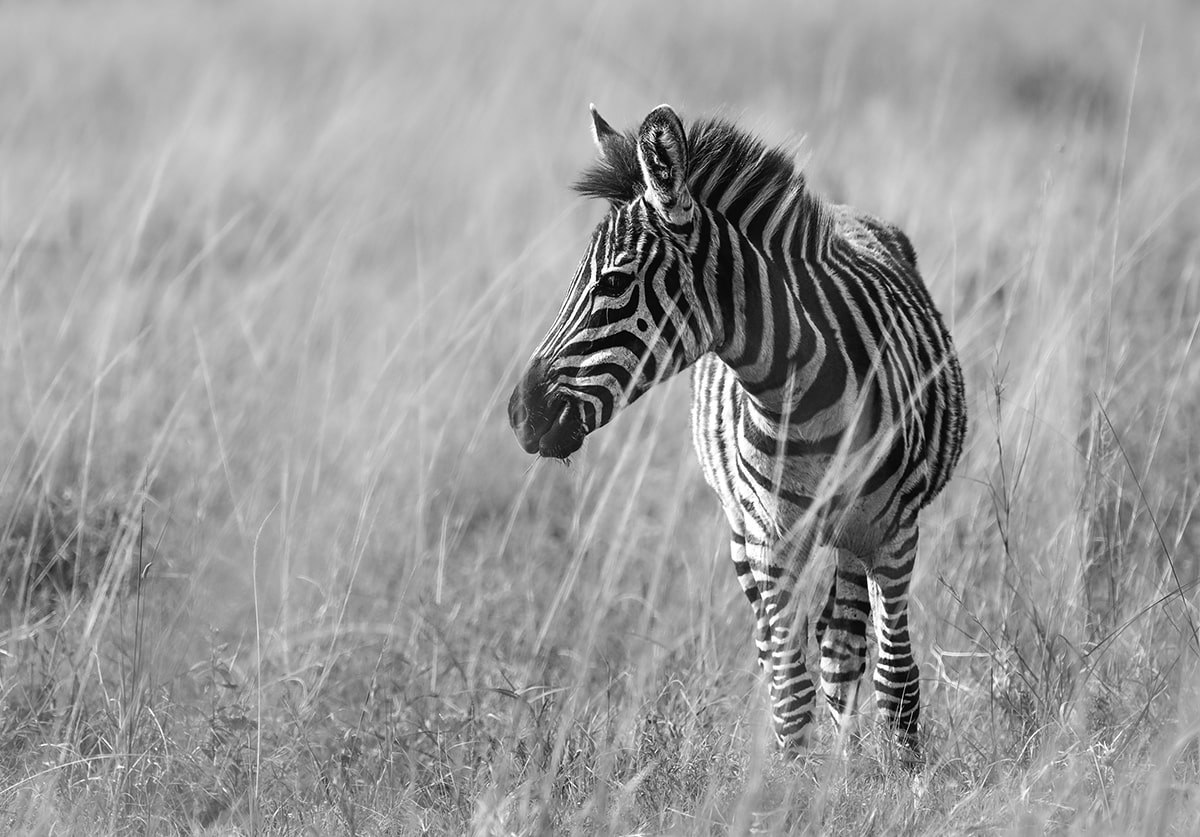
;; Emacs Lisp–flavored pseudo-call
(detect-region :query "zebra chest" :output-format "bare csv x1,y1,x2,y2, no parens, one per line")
735,437,839,516
714,416,893,549
733,442,893,552
689,357,893,551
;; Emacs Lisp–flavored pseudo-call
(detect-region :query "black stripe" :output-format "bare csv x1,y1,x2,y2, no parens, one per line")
691,213,717,333
585,284,641,326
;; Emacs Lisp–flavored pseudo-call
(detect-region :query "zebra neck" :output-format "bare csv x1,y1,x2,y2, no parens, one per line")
696,205,826,416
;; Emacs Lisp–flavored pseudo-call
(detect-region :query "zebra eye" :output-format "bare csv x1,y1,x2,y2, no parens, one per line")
597,267,634,296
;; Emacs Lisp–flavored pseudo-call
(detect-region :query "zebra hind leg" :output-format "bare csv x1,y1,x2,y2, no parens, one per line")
817,555,870,743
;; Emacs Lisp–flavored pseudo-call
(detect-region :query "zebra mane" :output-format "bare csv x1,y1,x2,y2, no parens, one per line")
573,117,810,219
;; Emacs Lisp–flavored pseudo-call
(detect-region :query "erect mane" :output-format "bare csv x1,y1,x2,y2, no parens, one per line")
572,117,808,216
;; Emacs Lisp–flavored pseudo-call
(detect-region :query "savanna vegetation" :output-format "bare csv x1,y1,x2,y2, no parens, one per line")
2,1,1200,833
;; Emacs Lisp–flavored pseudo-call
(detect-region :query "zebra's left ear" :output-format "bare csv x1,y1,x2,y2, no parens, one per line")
590,103,623,163
637,104,693,225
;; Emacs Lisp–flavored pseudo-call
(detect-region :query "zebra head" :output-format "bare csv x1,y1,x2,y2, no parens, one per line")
509,104,711,459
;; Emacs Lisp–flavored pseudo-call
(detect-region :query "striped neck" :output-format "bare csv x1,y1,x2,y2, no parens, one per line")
693,196,827,415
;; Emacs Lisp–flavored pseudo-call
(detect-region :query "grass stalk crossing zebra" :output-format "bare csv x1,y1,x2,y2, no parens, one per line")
508,104,966,759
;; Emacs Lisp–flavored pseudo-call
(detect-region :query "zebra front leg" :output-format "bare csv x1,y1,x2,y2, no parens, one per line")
866,526,922,758
750,543,815,751
817,554,870,738
730,529,771,672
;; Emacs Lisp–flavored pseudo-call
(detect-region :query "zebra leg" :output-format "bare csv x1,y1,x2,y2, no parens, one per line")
750,545,815,751
731,529,772,672
817,554,870,736
866,526,922,757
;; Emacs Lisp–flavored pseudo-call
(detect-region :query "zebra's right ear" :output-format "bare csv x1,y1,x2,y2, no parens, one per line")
589,103,622,162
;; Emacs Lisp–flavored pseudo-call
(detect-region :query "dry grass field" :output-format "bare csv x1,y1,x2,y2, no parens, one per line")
2,1,1200,834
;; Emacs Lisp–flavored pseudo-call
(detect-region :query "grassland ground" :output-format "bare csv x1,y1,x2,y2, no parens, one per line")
2,1,1200,834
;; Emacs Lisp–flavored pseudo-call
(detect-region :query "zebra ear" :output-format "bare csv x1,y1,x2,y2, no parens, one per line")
589,103,623,162
637,104,693,225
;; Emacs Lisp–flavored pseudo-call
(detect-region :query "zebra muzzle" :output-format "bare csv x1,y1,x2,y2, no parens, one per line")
508,363,587,458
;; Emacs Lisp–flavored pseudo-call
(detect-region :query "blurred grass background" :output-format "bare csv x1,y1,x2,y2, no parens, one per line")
2,0,1200,833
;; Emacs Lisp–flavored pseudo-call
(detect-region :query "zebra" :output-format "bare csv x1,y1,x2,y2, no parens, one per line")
507,104,966,757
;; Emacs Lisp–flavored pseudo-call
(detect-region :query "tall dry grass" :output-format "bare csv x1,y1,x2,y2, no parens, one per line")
2,1,1199,833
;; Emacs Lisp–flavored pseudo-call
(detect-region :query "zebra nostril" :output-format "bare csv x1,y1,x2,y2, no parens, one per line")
507,385,529,431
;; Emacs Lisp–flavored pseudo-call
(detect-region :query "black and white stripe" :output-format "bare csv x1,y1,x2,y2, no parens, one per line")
508,104,966,757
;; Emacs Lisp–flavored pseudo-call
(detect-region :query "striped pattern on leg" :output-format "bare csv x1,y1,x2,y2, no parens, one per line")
759,573,815,750
817,557,870,733
867,527,921,752
730,530,772,672
768,618,815,749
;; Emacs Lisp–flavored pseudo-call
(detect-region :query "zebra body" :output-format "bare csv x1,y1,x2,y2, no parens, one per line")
508,104,966,756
